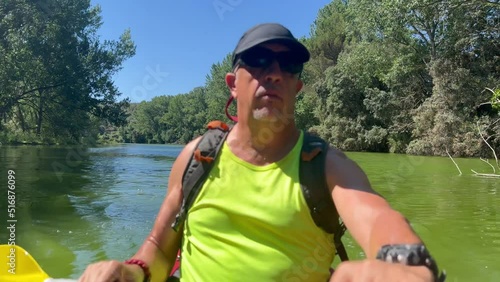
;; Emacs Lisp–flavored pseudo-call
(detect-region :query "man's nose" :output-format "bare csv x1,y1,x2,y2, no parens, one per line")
264,60,283,82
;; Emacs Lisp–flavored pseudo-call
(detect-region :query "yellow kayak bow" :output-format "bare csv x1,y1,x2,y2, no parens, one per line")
0,244,50,282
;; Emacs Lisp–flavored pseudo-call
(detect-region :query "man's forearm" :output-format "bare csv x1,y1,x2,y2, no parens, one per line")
367,209,423,259
132,234,178,282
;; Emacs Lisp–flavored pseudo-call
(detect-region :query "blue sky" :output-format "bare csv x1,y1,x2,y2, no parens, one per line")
90,0,332,103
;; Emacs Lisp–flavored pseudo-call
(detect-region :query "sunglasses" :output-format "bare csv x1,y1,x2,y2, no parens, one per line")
237,47,304,74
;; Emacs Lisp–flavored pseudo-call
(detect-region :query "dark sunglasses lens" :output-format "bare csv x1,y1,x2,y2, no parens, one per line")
240,48,303,74
280,63,303,74
277,53,303,74
240,48,273,68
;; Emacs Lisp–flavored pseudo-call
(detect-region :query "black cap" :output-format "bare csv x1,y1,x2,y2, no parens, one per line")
231,23,310,67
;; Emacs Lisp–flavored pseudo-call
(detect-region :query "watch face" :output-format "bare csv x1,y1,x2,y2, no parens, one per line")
376,244,445,281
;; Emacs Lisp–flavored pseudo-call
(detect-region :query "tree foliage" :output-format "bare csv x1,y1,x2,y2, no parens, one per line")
3,0,498,157
0,0,135,144
119,0,498,158
303,0,499,156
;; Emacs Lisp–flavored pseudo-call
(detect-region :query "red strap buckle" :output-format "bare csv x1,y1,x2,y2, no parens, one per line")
207,120,230,131
301,147,322,161
194,149,214,163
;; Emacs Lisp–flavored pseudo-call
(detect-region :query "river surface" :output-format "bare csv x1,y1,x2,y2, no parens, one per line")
0,144,499,281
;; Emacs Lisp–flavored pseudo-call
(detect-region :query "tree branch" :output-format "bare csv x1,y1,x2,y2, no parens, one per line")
471,170,500,178
21,81,66,96
480,158,496,173
408,22,430,46
477,121,499,169
446,147,462,176
477,101,492,107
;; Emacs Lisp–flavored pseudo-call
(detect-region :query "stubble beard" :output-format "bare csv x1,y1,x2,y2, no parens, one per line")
252,106,294,126
253,107,279,122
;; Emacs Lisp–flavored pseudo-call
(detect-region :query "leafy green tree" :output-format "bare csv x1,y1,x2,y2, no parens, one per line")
159,88,208,144
204,53,234,123
182,87,209,141
294,86,320,131
492,89,500,111
127,98,170,143
117,0,498,157
0,0,135,144
302,0,348,85
308,0,499,156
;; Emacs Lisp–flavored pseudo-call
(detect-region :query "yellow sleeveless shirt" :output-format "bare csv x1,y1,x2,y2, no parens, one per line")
181,131,335,281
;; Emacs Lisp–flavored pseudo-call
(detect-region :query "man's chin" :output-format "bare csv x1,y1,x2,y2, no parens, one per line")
253,108,280,122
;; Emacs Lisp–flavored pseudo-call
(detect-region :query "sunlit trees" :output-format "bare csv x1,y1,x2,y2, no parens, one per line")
0,0,135,144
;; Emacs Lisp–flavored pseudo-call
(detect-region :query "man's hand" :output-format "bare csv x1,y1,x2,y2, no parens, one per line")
78,260,144,282
330,259,434,282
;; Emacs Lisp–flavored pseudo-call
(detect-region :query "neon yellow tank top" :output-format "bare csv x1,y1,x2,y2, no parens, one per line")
181,131,335,281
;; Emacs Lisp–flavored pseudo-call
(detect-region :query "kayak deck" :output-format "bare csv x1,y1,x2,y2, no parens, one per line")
0,245,50,282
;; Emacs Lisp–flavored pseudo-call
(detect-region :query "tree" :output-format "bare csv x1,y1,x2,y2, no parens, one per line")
159,88,208,144
116,0,498,156
489,88,500,112
302,0,348,84
408,59,495,157
204,53,234,123
0,0,135,144
334,0,499,155
126,98,169,144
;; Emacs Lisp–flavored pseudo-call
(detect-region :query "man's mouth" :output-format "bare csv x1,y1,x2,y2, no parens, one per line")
258,91,282,100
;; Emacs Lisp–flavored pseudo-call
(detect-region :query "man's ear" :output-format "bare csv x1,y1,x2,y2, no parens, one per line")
295,79,303,94
225,72,237,98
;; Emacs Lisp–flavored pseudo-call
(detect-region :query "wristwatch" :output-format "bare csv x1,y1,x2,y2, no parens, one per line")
376,244,446,282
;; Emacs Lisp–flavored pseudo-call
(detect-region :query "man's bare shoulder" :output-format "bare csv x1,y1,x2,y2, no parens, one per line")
167,136,204,192
326,145,349,161
324,145,363,179
324,145,377,195
182,136,204,155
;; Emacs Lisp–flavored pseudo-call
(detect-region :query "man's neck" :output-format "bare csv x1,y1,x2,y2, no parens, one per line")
226,120,300,166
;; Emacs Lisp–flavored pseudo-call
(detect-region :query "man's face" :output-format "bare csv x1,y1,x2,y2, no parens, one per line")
227,43,304,123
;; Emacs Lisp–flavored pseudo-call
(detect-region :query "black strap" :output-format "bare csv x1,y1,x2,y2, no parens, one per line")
334,222,349,262
171,126,229,231
300,132,349,261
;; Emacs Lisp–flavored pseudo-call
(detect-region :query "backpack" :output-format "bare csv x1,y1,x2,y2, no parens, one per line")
169,121,348,278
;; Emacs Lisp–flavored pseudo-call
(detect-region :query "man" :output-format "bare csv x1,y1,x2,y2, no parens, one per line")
78,23,445,282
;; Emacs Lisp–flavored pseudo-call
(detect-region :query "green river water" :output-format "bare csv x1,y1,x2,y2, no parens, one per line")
0,144,499,281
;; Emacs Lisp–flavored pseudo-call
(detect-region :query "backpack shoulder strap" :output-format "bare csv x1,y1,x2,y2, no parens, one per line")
171,120,231,231
299,131,349,261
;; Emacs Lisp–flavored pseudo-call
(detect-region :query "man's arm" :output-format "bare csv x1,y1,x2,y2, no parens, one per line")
325,147,423,258
128,136,202,282
325,147,439,281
